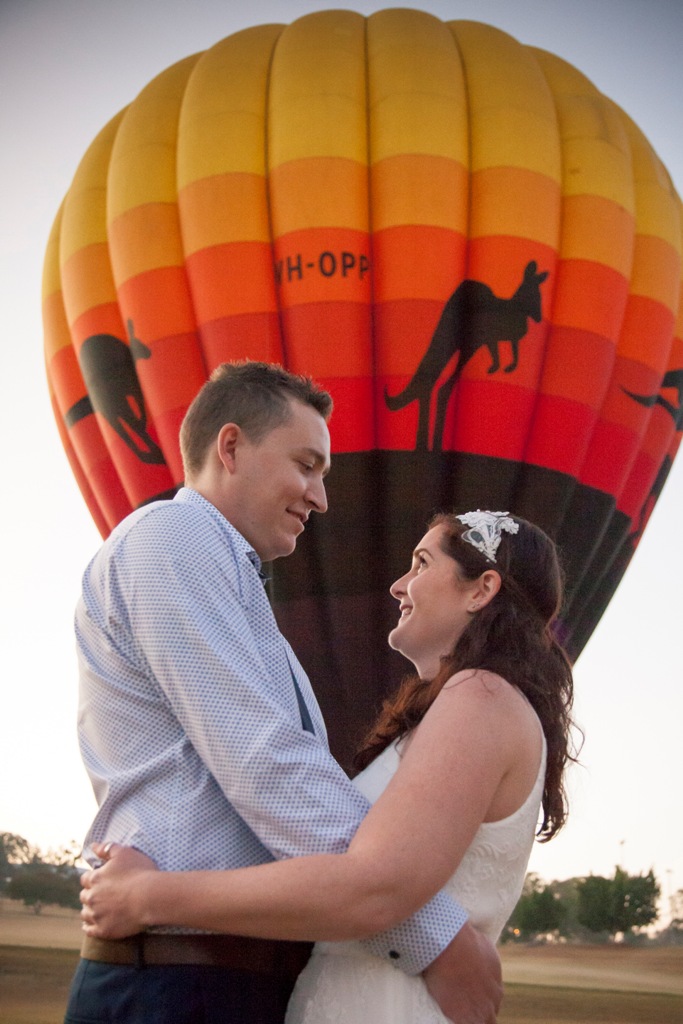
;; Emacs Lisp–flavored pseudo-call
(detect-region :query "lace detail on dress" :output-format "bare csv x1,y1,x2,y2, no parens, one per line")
286,734,547,1024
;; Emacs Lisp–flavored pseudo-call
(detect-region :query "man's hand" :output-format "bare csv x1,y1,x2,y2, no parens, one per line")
423,922,502,1024
80,842,158,939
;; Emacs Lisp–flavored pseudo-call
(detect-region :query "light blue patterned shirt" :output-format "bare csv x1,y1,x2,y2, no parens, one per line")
76,487,467,973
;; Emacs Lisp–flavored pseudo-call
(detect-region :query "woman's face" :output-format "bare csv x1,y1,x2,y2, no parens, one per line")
388,525,476,679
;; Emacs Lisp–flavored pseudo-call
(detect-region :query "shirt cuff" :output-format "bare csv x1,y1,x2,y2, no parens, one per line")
360,892,469,975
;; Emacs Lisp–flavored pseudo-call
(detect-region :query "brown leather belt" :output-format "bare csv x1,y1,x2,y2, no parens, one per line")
81,933,312,978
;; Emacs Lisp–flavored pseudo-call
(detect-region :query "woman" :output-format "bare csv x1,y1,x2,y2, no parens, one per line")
81,510,577,1023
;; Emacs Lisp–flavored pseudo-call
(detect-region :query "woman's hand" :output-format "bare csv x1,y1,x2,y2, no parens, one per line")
80,842,159,939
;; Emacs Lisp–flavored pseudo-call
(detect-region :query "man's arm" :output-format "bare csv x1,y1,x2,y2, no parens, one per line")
113,502,469,981
423,925,502,1024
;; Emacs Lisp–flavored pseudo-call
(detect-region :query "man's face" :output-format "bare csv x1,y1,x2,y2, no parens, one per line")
228,400,331,562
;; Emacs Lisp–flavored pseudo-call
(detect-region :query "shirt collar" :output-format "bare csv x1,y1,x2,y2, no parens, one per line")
174,487,264,575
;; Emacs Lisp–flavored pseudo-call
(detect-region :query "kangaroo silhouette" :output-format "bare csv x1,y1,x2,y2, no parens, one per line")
385,261,549,450
66,319,164,464
623,368,683,430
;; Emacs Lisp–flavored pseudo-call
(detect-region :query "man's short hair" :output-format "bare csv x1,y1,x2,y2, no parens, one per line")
180,361,333,477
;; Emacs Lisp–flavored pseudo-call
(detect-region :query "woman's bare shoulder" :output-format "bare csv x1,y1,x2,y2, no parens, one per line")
438,668,538,730
441,667,516,699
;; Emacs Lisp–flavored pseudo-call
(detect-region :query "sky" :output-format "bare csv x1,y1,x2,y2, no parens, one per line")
1,0,681,924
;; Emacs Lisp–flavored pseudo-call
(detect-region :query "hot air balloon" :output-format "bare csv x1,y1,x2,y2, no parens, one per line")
42,9,682,766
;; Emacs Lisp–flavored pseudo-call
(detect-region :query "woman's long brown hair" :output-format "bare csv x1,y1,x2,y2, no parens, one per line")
355,513,579,842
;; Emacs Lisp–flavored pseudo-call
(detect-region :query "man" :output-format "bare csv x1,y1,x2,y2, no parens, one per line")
65,361,501,1023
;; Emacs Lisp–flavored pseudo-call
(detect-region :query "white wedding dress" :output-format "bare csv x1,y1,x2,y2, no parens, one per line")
285,734,547,1024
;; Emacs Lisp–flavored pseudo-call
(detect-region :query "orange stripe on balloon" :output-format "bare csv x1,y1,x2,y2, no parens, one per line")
535,326,616,407
268,158,368,235
616,293,676,367
43,291,72,358
49,343,89,415
643,238,681,305
178,173,271,250
199,312,284,373
550,259,630,338
370,155,468,233
61,243,118,326
117,267,201,341
109,205,186,279
372,225,467,304
70,303,129,350
186,242,278,320
136,331,208,413
560,195,634,274
449,380,539,459
281,303,371,378
315,376,375,453
469,167,561,248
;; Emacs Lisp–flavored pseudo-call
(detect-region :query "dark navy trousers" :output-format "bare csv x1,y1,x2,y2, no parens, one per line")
64,958,295,1024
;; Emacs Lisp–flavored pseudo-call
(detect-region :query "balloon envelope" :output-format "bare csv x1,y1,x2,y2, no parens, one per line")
43,10,683,766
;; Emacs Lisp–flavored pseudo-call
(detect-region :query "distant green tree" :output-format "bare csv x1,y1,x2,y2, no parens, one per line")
6,863,81,911
0,833,35,894
576,874,613,934
0,833,33,870
506,873,567,940
576,867,660,938
2,833,83,910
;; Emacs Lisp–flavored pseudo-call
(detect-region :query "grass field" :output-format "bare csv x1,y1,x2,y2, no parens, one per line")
1,899,681,1023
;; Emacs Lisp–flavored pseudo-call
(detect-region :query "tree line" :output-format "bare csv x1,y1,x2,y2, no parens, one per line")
504,867,683,943
0,832,82,912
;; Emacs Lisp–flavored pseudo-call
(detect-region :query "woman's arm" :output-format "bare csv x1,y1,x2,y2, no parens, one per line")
81,671,535,941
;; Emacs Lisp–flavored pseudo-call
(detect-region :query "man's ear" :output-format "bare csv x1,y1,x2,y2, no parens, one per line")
216,423,241,474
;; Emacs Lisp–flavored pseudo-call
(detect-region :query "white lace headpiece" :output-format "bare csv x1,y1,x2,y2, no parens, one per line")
455,510,519,563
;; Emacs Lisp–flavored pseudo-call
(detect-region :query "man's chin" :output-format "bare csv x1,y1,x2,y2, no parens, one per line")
267,535,299,561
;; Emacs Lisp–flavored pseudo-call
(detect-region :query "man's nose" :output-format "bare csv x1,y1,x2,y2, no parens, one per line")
307,476,328,513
